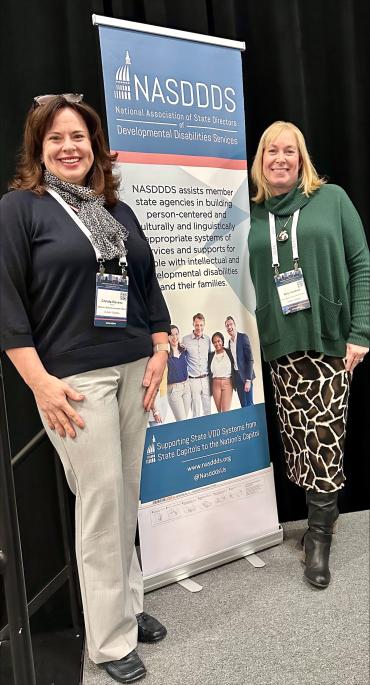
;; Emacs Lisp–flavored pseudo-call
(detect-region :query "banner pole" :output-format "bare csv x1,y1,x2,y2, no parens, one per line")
0,362,36,685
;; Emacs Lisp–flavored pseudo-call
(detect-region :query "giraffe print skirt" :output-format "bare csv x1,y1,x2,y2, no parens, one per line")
270,351,350,493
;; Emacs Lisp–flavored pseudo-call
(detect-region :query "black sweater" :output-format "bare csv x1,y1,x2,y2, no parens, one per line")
0,190,170,377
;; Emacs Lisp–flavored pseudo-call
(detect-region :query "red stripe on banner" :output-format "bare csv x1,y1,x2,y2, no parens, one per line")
114,151,247,169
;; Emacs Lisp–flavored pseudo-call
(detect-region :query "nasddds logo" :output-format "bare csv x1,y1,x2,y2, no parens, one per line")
114,50,237,113
145,434,156,465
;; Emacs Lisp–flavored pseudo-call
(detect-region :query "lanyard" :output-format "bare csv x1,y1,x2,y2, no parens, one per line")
47,187,127,269
269,209,300,273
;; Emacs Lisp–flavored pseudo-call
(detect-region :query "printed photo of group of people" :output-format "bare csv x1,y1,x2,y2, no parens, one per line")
149,312,255,425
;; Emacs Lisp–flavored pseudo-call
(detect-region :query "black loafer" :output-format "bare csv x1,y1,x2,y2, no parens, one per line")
102,649,146,683
136,612,167,643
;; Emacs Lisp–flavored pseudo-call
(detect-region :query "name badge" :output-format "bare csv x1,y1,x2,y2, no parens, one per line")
94,273,128,327
274,268,311,315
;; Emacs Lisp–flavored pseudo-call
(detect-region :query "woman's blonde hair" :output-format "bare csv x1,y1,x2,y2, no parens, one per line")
250,121,325,203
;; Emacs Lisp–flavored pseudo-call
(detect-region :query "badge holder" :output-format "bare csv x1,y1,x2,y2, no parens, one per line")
274,261,311,315
94,258,129,328
45,187,129,327
269,210,311,316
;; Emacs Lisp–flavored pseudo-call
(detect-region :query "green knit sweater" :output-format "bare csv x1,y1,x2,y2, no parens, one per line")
249,183,370,362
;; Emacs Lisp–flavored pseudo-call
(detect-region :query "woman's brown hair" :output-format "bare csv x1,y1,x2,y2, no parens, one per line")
10,96,119,206
169,325,186,357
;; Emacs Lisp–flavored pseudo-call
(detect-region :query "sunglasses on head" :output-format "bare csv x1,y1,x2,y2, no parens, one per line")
33,93,84,108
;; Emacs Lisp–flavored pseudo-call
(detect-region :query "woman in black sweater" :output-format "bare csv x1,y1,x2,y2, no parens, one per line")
0,94,171,684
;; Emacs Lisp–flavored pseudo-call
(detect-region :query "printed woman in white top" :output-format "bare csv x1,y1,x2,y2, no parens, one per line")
208,332,236,412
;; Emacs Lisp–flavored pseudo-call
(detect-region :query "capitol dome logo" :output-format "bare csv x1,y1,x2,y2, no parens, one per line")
115,50,131,100
145,435,156,465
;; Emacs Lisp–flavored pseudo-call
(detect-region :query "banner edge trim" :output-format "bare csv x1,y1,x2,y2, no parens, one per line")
92,14,246,51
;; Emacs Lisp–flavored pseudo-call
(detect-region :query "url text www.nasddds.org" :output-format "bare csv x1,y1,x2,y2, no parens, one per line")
187,456,231,472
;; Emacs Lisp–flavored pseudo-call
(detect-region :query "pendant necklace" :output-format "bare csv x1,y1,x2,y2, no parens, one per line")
276,214,292,242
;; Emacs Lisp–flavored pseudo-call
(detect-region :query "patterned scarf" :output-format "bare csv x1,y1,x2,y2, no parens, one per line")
44,170,128,260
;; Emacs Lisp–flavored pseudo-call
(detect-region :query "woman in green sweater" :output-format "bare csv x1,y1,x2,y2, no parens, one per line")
249,121,370,589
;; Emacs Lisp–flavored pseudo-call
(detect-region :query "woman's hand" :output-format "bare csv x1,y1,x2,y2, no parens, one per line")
142,351,168,411
5,347,85,438
344,343,369,373
32,374,85,438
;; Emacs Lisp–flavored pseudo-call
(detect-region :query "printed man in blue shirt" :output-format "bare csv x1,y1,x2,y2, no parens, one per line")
225,316,254,407
182,313,211,417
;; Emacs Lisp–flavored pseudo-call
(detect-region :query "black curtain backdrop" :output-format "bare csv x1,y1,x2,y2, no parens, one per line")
0,2,369,619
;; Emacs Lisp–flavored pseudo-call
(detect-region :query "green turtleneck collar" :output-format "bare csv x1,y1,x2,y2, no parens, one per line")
264,181,312,216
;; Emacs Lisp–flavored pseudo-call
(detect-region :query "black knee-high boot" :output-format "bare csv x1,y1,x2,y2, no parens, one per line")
303,490,339,588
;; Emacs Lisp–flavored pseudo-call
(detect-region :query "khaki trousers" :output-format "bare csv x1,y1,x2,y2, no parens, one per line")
189,376,211,416
167,380,191,421
38,358,149,663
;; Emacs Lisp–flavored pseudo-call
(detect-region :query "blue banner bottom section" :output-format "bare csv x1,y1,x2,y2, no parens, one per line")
140,404,270,503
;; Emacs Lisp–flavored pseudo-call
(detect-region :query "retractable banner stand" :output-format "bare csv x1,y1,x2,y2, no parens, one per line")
94,16,282,589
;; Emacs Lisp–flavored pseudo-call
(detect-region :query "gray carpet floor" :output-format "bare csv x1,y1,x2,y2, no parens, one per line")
82,511,369,685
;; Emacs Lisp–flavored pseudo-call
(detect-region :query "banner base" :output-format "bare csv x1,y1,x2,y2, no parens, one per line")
143,525,283,592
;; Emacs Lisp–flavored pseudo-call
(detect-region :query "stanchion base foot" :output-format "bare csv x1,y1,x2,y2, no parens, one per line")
177,578,203,592
245,553,266,568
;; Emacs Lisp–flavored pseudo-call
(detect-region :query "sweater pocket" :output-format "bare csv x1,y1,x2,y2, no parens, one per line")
255,303,280,346
319,294,342,340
